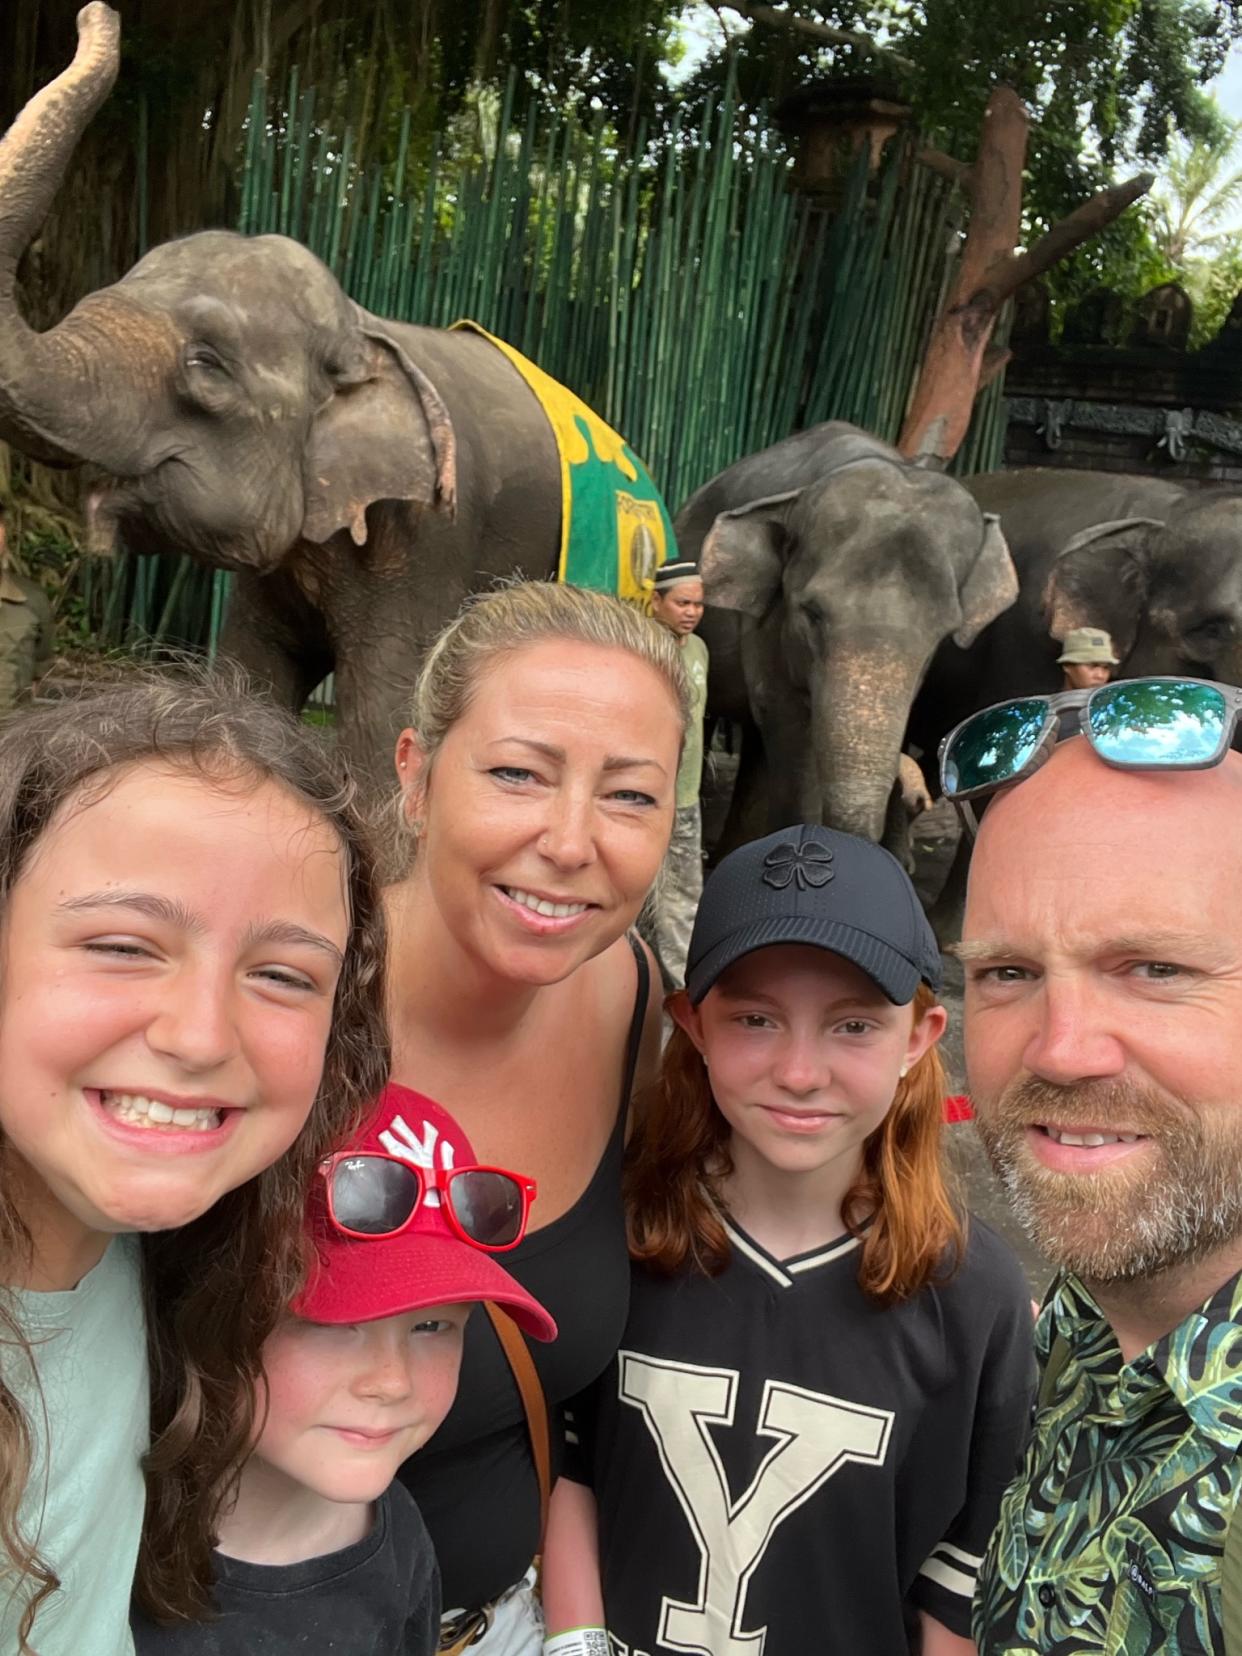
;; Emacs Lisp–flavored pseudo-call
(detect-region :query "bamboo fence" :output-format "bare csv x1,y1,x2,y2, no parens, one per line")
72,75,1006,657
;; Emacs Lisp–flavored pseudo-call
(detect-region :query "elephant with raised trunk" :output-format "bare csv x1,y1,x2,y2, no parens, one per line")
0,6,668,798
677,423,1019,854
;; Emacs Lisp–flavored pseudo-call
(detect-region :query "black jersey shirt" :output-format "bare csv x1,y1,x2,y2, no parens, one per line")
565,1215,1035,1656
131,1484,438,1655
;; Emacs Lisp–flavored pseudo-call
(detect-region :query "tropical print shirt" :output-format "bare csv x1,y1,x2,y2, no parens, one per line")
974,1269,1242,1655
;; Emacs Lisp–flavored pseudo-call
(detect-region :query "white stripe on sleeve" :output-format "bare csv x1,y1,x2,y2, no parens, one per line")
933,1541,984,1570
918,1555,977,1600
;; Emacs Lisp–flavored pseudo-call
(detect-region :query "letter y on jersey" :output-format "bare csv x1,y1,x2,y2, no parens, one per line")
619,1353,893,1656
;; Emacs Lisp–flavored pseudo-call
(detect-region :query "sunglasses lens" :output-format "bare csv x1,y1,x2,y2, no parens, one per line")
449,1171,525,1249
1088,680,1228,765
331,1156,421,1235
942,699,1050,797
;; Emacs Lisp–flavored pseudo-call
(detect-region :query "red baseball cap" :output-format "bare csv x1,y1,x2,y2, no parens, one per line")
295,1083,557,1341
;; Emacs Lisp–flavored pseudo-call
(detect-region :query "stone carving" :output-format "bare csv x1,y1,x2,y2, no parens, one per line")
1128,282,1193,350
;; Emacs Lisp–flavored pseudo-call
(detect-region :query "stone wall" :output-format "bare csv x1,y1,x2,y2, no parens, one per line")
999,286,1242,486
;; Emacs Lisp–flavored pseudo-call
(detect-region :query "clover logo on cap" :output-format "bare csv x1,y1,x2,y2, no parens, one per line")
761,834,834,892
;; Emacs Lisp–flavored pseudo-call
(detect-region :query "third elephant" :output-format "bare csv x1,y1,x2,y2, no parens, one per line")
677,423,1019,854
910,467,1242,760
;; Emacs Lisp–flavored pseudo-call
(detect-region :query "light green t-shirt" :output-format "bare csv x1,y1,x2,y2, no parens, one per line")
0,1235,147,1656
675,632,710,809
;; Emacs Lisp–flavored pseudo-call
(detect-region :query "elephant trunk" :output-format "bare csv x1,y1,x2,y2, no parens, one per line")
0,3,157,472
810,641,923,844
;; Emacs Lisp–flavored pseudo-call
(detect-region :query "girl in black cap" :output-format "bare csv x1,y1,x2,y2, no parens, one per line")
542,826,1035,1656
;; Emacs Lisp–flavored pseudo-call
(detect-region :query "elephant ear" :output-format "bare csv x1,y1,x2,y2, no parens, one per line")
699,491,798,616
954,513,1019,647
1041,518,1161,656
302,320,457,547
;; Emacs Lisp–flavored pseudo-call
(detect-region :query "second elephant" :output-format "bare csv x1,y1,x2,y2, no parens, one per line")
677,422,1018,852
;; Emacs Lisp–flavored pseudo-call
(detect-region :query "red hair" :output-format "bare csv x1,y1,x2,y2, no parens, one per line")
625,984,963,1304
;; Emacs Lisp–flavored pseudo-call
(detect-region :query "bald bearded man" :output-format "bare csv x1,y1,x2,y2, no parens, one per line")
960,729,1242,1655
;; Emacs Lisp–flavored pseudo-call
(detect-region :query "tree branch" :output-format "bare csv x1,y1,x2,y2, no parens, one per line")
978,344,1012,389
717,1,916,72
898,87,1152,464
915,146,972,190
1001,172,1156,297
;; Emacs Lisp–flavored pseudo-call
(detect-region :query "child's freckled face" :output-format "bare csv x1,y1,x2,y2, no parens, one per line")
255,1305,472,1503
674,946,942,1178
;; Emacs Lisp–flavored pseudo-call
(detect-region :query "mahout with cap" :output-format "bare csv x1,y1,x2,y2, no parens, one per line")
1057,626,1118,692
957,683,1242,1653
0,664,388,1656
644,557,710,989
541,825,1035,1656
132,1091,553,1656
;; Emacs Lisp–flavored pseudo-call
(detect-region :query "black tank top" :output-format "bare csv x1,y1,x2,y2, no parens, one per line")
397,934,649,1612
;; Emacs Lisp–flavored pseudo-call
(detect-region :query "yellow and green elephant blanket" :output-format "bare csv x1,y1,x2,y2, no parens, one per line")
453,322,676,605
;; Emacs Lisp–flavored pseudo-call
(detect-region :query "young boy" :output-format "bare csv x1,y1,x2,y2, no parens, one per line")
132,1093,555,1655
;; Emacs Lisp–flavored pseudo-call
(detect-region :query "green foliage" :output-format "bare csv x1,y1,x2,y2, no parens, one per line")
674,0,1240,314
1151,112,1242,262
1042,201,1177,326
1182,235,1242,346
1146,109,1242,344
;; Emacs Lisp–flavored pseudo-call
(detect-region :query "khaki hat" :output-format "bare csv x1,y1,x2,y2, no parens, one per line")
1058,627,1119,665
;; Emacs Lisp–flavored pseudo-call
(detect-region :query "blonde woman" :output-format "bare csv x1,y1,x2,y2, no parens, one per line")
379,584,688,1654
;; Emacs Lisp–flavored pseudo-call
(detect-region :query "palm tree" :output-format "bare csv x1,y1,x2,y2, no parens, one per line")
1151,112,1242,266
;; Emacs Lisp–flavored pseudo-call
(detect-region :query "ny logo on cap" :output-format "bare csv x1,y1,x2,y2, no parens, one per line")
762,835,834,892
378,1113,455,1207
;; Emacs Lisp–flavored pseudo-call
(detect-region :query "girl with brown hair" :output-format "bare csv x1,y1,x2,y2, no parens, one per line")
542,826,1035,1656
0,666,388,1655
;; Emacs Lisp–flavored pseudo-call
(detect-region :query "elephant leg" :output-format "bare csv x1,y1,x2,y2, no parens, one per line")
753,703,812,833
330,644,419,809
882,753,936,872
881,777,915,873
928,829,971,946
711,723,769,859
217,570,331,712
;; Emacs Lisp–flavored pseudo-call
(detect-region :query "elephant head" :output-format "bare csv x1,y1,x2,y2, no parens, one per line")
701,456,1017,842
1042,493,1242,685
0,5,454,573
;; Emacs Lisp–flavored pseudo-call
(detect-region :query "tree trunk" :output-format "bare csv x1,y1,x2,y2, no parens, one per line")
899,88,1154,467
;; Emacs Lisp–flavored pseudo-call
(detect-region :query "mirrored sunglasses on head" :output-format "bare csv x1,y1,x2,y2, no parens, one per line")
939,676,1242,835
319,1150,537,1252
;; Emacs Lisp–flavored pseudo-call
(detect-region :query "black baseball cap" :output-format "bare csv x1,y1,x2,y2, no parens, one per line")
686,825,943,1006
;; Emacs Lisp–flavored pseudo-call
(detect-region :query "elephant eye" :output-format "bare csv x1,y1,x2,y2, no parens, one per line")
184,344,226,373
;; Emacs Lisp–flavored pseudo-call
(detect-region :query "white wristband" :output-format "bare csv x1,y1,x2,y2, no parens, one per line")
544,1631,610,1656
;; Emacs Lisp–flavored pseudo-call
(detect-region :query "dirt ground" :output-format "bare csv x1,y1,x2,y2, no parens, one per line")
702,749,1052,1297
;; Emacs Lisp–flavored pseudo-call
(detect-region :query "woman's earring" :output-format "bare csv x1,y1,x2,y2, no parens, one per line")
899,1063,909,1079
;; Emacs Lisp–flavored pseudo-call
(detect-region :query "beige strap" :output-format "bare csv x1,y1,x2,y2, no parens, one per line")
438,1614,489,1655
485,1301,551,1546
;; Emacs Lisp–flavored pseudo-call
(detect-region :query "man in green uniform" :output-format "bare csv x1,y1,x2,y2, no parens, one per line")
647,559,708,988
0,503,53,712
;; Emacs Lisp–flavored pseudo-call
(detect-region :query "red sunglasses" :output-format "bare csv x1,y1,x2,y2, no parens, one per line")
318,1151,537,1253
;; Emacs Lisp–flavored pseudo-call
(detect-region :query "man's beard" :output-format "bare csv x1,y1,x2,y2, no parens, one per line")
974,1074,1242,1283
